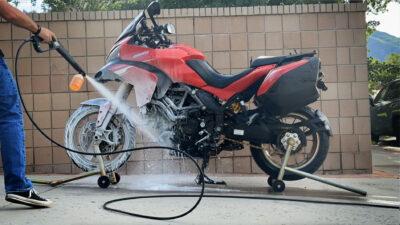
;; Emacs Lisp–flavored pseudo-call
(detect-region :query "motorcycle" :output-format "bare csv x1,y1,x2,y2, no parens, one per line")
65,1,332,184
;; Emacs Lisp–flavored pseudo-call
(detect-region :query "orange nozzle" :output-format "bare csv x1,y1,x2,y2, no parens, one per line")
69,74,85,91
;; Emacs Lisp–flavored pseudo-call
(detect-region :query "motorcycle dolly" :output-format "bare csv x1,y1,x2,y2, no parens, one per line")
31,132,368,195
31,145,120,189
267,132,367,196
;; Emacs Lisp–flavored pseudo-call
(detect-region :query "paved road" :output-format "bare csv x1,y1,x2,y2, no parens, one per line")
372,144,400,176
0,175,399,225
0,144,398,224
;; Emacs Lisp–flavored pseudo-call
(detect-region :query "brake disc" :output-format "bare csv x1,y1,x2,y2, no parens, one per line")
79,121,122,154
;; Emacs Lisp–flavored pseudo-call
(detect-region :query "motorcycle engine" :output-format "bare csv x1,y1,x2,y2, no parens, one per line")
172,112,217,157
148,84,221,158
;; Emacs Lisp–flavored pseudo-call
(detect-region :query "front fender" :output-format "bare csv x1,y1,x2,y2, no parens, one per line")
80,98,136,128
80,98,109,107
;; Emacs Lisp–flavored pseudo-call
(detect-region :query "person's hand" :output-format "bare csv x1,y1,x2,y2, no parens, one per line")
38,27,57,43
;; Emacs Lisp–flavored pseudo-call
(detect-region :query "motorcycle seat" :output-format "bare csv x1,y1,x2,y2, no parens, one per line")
251,52,316,68
187,59,254,88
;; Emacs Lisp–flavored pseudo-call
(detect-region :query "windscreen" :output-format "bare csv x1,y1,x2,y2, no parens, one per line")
116,11,145,43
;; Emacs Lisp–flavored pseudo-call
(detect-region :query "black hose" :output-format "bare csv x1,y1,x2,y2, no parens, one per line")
13,39,399,221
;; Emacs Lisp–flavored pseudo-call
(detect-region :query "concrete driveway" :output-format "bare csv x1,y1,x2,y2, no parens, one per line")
372,137,400,176
0,174,399,225
372,144,400,176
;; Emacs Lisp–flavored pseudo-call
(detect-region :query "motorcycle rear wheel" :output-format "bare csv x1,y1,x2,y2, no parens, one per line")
251,107,330,181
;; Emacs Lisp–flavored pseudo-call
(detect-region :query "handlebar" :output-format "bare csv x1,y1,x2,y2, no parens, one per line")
137,21,171,48
31,35,86,76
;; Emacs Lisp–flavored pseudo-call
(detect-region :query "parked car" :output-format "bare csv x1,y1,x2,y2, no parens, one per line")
370,79,400,146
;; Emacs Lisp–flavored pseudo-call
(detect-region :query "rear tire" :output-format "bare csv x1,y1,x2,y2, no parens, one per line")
251,107,330,181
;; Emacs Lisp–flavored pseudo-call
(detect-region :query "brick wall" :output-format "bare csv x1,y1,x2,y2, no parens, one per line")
0,3,371,175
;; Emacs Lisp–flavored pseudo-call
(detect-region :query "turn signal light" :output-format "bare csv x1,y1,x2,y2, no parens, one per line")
69,74,85,91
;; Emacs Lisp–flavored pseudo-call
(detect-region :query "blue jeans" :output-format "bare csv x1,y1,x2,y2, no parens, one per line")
0,57,32,193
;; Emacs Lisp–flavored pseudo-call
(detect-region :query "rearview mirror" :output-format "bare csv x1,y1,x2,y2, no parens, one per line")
147,1,161,18
165,24,176,34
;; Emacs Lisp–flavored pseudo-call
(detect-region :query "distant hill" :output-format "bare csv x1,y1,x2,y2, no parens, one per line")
368,31,400,61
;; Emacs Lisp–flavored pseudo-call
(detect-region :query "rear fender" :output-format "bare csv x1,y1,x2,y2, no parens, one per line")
310,110,333,136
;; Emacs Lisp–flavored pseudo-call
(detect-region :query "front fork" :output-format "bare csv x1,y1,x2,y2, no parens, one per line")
92,82,133,176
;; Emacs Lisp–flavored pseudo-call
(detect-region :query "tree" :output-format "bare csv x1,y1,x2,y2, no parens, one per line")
10,0,342,12
365,0,400,37
8,0,400,12
367,0,400,14
368,54,400,92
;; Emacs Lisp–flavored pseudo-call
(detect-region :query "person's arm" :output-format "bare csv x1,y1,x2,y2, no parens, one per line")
0,0,56,43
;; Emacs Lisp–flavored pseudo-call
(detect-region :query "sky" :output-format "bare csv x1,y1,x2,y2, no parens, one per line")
14,1,400,37
366,2,400,37
15,0,43,12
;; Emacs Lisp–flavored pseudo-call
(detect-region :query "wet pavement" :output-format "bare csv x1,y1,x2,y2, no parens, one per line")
0,174,399,225
372,145,400,176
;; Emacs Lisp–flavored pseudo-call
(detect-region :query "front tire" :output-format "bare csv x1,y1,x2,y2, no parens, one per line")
251,107,330,181
65,105,136,173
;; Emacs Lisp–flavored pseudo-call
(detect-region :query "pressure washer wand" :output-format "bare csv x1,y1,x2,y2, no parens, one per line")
51,41,86,76
31,35,87,91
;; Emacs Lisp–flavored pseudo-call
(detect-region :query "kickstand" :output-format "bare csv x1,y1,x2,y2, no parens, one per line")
195,154,226,185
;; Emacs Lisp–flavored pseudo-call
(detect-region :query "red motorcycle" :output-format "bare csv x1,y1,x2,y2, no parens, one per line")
65,2,332,184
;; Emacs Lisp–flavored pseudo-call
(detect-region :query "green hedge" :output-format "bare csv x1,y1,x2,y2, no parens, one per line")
157,0,341,9
40,0,343,12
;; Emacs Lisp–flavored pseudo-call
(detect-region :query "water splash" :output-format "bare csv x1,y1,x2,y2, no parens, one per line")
86,76,188,176
86,76,158,142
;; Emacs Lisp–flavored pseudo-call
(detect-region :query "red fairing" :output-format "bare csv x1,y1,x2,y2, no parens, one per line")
256,59,309,97
119,43,207,88
117,40,278,101
203,65,276,101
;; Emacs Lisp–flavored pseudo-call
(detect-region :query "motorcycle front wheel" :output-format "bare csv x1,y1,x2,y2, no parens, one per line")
65,105,136,173
251,107,330,181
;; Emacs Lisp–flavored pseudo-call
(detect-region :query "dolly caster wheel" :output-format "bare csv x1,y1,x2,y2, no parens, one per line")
110,173,121,185
98,176,110,189
272,180,285,193
267,176,277,187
